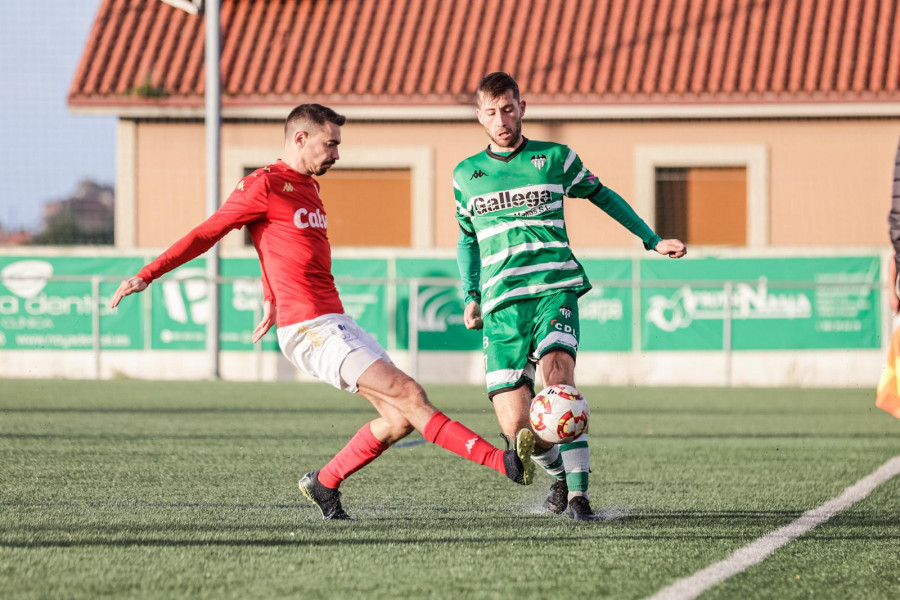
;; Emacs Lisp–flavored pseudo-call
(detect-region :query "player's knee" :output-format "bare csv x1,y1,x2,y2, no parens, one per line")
497,412,530,438
386,373,428,407
541,352,575,386
382,416,415,443
390,416,415,440
544,369,570,387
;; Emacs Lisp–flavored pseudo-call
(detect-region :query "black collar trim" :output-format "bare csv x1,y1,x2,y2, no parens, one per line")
486,138,529,163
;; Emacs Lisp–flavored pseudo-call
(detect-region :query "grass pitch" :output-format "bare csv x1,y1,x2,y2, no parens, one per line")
1,379,898,599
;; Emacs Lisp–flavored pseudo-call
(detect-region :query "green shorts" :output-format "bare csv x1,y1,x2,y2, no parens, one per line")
481,291,579,397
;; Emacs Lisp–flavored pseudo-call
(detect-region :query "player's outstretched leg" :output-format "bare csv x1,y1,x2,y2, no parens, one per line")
422,411,535,485
357,360,536,485
299,470,351,520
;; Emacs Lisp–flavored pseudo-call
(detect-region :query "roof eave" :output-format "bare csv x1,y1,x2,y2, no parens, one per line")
68,93,900,120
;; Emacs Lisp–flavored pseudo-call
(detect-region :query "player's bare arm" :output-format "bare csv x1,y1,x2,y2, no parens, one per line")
109,276,148,308
656,239,687,259
463,300,483,330
252,299,277,343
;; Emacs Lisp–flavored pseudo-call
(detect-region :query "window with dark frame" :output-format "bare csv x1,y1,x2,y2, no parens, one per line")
654,166,748,246
239,167,413,247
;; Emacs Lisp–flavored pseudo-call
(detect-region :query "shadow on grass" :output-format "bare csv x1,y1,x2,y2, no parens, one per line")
5,524,897,550
0,502,874,519
3,502,897,547
2,536,588,549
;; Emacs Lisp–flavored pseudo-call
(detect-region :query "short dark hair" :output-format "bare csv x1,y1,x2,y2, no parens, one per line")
284,103,346,137
476,72,520,104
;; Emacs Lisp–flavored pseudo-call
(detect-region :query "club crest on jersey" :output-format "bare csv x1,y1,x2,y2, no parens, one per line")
531,154,547,170
294,207,327,229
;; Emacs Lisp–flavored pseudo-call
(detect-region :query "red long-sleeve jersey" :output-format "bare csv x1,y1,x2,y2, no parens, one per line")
137,160,344,327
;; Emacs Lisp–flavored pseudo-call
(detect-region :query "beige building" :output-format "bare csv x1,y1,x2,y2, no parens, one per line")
68,0,900,254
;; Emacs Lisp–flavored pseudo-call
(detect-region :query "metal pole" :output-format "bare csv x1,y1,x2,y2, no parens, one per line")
144,265,152,351
387,257,397,352
885,256,895,351
91,276,101,380
408,279,420,379
205,0,221,380
253,291,263,381
632,256,641,356
723,281,733,387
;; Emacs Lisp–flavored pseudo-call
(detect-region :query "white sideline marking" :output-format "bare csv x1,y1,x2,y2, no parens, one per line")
646,455,900,600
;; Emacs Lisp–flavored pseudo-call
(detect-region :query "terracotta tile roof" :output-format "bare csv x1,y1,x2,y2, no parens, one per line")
69,0,900,111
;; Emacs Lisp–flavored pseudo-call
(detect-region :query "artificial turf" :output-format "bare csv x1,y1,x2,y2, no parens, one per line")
1,379,898,599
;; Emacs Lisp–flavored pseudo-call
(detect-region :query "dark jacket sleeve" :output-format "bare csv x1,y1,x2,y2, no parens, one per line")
890,136,900,272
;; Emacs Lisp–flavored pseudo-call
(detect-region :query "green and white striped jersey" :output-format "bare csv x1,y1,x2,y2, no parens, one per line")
453,138,601,315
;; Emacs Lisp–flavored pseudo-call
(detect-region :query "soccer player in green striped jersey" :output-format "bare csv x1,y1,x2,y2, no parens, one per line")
454,73,687,520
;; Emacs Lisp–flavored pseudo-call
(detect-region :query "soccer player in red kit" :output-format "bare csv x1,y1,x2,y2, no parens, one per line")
110,104,535,520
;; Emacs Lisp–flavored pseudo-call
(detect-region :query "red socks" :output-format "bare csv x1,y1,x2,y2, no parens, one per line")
422,411,505,474
318,423,390,489
317,413,506,489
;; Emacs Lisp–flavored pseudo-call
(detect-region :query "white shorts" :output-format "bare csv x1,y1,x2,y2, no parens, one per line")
276,313,390,392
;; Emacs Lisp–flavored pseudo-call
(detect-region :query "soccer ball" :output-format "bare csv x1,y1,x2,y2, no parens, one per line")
529,384,590,444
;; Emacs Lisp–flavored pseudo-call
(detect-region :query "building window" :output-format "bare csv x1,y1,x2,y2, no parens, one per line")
655,167,747,246
240,167,412,247
635,145,768,247
226,144,434,249
316,169,412,247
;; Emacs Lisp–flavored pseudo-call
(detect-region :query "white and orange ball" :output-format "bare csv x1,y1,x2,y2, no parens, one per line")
529,384,590,444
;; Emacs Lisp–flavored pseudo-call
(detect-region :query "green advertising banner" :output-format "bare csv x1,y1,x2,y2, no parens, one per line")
333,258,390,347
149,257,208,350
640,256,881,350
579,259,633,351
148,257,389,351
0,254,883,353
221,258,277,351
0,255,145,350
395,258,481,351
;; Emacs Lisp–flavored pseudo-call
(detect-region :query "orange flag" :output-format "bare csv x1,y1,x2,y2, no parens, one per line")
876,326,900,418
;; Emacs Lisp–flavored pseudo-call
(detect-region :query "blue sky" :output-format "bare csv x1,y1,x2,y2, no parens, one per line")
0,0,114,231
